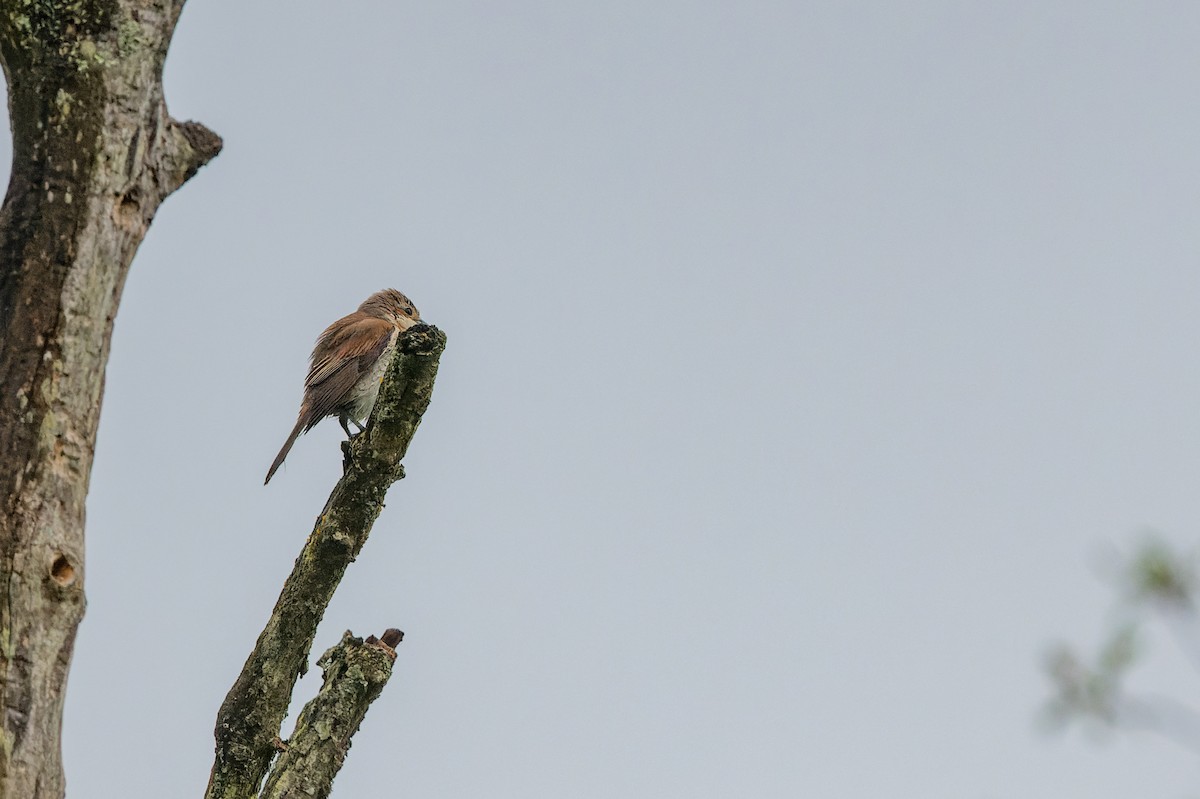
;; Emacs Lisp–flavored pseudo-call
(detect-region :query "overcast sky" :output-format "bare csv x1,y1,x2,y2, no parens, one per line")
5,1,1200,796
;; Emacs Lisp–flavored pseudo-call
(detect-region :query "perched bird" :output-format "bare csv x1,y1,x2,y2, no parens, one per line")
265,289,421,484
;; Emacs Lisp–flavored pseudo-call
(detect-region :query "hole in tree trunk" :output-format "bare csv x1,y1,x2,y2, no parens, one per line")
50,553,76,586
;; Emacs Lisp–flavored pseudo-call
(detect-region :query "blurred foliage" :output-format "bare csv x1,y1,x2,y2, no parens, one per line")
1042,536,1200,749
1126,539,1196,610
1041,625,1136,729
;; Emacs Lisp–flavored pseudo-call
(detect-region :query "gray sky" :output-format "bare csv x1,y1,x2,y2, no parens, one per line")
6,1,1200,796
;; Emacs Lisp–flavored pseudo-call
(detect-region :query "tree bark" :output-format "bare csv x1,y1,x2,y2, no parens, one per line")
0,2,219,797
259,630,403,799
207,324,446,799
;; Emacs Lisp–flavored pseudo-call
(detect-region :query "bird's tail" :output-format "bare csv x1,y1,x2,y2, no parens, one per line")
265,415,307,484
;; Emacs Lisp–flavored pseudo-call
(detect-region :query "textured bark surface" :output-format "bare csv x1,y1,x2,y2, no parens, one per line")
207,324,445,799
0,2,220,797
259,630,402,799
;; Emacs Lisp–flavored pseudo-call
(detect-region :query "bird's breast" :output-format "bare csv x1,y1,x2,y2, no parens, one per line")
345,331,399,423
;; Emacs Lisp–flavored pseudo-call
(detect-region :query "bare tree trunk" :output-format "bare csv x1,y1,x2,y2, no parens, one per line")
0,3,219,797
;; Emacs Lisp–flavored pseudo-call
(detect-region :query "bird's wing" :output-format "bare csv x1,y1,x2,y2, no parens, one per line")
302,315,394,429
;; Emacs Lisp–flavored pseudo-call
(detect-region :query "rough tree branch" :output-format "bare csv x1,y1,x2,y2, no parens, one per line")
259,629,404,799
206,324,446,799
0,2,218,797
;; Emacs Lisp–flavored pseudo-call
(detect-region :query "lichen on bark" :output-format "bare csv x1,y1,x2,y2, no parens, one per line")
259,631,402,799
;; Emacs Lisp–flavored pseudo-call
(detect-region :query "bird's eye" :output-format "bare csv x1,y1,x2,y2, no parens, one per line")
404,307,414,315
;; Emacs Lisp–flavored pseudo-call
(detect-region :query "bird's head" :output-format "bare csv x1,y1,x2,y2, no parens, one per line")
359,288,421,330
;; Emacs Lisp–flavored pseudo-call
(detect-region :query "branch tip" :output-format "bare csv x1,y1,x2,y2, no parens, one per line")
177,120,223,157
399,323,446,355
165,118,223,187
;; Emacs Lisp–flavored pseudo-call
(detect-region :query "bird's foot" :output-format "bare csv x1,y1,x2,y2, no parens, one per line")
338,415,367,439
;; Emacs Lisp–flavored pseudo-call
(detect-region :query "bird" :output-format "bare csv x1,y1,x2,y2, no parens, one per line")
265,289,421,484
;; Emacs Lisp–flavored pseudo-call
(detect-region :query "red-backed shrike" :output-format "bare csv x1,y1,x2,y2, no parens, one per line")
265,289,421,484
